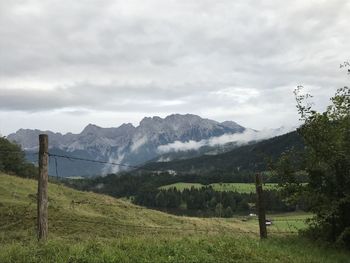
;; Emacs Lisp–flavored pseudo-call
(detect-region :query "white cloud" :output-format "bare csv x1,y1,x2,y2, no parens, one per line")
157,126,296,153
0,0,349,135
158,140,206,152
102,151,125,174
131,136,148,152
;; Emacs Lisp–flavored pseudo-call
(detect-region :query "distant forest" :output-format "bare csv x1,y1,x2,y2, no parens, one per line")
65,168,308,217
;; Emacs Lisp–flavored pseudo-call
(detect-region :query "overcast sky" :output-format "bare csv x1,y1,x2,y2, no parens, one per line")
0,0,349,136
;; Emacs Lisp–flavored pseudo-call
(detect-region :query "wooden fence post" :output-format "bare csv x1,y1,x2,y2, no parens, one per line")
38,134,49,241
255,173,267,239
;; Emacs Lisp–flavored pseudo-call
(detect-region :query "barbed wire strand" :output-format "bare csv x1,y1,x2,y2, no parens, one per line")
47,152,158,172
1,150,304,235
54,217,259,235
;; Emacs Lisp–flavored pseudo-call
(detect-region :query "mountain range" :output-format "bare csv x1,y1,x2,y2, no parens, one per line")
7,114,250,176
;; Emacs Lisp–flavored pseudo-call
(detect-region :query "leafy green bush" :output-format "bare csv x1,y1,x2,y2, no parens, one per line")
290,79,350,246
0,137,37,178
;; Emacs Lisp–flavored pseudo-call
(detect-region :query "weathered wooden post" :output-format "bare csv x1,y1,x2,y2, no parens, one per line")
255,173,267,239
38,134,48,241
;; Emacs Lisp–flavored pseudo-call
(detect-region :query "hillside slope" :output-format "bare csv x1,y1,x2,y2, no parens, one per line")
143,131,304,173
0,173,252,241
1,173,349,263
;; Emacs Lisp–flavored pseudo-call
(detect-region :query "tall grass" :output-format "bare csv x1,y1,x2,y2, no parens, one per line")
1,235,350,263
1,174,349,263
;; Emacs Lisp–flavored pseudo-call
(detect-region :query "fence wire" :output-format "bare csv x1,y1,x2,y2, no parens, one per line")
0,149,307,236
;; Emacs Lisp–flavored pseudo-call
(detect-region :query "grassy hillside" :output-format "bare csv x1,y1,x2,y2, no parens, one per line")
1,173,349,263
0,173,253,241
160,182,278,193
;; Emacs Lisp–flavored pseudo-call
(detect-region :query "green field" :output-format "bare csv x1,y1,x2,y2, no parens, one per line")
159,182,205,191
240,212,313,234
1,173,349,263
160,182,278,193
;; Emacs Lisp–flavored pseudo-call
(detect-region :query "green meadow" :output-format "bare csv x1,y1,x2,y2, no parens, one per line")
160,182,278,193
1,173,349,263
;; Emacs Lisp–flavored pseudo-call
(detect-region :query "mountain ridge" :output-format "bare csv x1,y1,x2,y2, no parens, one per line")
7,114,246,176
142,131,304,174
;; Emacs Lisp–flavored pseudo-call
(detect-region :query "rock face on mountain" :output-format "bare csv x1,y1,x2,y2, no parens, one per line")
7,114,245,176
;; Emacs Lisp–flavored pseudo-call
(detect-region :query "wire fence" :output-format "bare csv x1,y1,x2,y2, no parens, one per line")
0,149,309,237
1,208,303,237
0,149,150,171
54,217,259,235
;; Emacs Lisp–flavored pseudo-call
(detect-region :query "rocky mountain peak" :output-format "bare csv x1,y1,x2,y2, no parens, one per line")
81,124,101,134
220,121,242,130
139,116,163,126
7,114,248,176
119,123,135,129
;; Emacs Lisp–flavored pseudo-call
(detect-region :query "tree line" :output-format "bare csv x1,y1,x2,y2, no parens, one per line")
133,185,295,217
0,137,37,178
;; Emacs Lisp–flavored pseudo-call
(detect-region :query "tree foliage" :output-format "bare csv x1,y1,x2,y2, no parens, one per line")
132,185,292,217
0,137,37,178
293,70,350,246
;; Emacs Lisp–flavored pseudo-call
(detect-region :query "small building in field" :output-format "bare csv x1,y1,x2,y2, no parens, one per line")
265,219,272,226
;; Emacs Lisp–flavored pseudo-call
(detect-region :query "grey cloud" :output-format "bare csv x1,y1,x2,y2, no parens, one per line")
1,0,347,78
0,0,349,133
0,81,264,112
0,83,192,111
